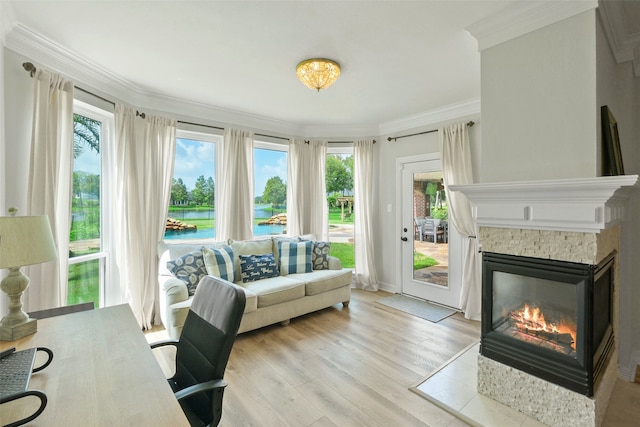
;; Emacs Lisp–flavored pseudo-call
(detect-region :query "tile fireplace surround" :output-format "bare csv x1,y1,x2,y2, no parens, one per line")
451,175,639,427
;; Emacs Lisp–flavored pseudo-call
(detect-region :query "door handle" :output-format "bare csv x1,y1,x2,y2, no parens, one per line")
401,237,408,241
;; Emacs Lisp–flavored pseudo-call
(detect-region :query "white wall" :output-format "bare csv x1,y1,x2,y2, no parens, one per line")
596,11,640,381
3,49,33,217
0,5,7,317
480,10,598,182
375,119,481,291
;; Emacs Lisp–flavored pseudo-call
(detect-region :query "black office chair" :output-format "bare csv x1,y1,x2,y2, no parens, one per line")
151,276,246,427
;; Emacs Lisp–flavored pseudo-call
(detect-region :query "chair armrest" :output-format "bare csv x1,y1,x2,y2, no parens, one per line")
174,379,228,401
328,256,343,270
149,339,179,350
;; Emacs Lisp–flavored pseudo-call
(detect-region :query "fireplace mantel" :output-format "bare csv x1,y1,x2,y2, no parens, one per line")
450,175,639,233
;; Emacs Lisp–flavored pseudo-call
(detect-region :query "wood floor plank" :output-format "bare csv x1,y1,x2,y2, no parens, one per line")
219,290,479,426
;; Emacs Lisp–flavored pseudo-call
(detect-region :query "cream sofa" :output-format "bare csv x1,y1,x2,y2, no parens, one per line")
158,236,352,339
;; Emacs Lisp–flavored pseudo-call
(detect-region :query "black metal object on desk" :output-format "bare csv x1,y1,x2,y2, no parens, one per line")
0,347,53,427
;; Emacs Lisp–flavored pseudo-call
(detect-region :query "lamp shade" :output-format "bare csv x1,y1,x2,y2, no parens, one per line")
0,215,57,269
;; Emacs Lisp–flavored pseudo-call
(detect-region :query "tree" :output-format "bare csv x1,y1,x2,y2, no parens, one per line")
205,177,215,206
326,154,353,195
73,114,100,159
171,178,189,205
262,176,286,206
191,175,208,206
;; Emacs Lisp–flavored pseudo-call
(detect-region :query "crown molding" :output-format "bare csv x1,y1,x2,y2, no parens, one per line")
467,0,598,52
598,0,640,78
378,98,480,136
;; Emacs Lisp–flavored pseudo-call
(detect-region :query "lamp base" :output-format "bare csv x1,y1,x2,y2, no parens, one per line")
0,317,37,341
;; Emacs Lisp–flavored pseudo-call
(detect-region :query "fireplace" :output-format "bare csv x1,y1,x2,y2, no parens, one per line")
481,251,615,396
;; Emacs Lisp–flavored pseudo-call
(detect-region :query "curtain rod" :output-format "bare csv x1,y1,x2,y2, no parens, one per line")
387,121,475,142
305,140,377,144
23,62,148,118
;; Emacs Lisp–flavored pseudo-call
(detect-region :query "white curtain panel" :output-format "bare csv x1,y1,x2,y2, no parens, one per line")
25,69,74,311
286,139,306,237
217,128,254,241
439,122,481,321
307,140,328,241
353,139,379,290
113,104,136,313
286,139,328,240
113,105,176,328
142,115,176,326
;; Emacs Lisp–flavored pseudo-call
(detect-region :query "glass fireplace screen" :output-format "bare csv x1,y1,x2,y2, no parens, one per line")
492,271,578,357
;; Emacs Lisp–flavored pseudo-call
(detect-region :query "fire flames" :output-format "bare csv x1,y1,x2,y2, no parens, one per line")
509,304,577,351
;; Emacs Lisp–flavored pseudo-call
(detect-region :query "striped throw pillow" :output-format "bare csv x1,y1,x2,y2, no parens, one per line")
202,245,235,283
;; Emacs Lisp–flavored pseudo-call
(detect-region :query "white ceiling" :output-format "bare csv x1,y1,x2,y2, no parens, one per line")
4,1,635,135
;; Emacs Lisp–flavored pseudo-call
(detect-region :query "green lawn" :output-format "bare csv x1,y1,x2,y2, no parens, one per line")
68,258,100,307
328,207,354,224
414,252,438,270
329,242,354,268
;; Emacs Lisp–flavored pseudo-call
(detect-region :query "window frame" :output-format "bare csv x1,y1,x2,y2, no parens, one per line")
69,100,114,307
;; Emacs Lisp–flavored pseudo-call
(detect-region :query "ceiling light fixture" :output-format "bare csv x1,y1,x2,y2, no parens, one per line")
296,58,341,92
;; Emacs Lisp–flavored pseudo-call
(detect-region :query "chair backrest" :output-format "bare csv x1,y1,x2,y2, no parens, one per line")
175,276,246,426
28,302,94,319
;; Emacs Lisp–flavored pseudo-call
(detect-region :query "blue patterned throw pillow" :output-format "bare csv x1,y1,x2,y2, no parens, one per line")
278,240,313,274
239,253,279,283
312,241,331,270
202,246,235,283
166,250,207,296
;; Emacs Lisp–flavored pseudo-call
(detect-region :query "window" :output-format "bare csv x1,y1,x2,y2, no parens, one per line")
254,141,288,237
326,147,354,268
165,130,219,241
68,102,113,307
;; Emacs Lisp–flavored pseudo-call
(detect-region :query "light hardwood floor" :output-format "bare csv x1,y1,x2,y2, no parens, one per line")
147,289,640,426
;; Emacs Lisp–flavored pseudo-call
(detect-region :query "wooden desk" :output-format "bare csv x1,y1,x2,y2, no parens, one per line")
0,304,189,426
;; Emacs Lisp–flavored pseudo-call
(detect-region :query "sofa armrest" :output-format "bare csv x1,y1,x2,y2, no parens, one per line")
328,255,343,270
159,275,189,305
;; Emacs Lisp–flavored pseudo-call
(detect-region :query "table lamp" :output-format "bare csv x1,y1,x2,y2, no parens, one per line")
0,208,57,341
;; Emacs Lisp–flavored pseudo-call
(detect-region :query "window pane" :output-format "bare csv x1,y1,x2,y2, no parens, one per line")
165,137,216,240
326,152,354,268
254,146,287,236
70,112,103,307
71,114,101,255
68,259,101,305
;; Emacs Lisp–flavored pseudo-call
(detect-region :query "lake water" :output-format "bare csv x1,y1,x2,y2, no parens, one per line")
165,205,285,240
164,223,285,240
169,205,278,220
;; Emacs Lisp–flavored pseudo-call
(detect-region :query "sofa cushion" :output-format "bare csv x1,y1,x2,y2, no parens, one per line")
311,241,331,270
158,240,228,276
239,253,280,283
229,238,274,281
241,276,306,308
289,269,353,296
278,240,313,274
166,250,208,296
202,246,235,283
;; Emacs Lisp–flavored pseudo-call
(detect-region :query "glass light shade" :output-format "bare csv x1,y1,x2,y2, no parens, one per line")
296,58,341,91
0,215,57,269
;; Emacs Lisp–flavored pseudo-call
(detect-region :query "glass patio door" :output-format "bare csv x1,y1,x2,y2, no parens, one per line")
400,158,461,309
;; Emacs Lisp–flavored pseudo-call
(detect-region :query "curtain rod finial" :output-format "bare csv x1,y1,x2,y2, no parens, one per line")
23,62,36,77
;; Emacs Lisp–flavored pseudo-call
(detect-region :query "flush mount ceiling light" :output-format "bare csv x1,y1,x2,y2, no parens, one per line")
296,58,341,92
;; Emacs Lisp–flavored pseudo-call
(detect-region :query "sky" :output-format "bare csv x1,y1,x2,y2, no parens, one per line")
74,138,288,197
